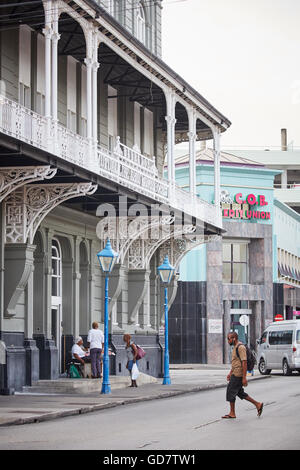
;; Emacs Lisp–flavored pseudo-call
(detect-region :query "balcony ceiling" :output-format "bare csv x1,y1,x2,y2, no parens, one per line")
56,15,210,138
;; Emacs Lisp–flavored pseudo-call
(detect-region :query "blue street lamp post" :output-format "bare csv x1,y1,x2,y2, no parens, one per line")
157,255,175,385
97,239,118,394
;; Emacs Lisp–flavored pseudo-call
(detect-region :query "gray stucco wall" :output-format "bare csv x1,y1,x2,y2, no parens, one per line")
0,19,164,171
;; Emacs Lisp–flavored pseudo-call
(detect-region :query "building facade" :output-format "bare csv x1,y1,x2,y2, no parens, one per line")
170,148,282,364
273,199,300,320
228,131,300,330
0,0,231,393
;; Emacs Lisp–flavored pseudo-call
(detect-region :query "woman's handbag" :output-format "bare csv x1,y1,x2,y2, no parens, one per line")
135,344,146,360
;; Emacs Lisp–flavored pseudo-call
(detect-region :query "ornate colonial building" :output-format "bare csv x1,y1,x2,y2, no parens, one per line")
0,0,230,393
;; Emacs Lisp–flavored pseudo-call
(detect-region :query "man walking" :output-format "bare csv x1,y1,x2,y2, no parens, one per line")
222,331,263,419
87,322,104,378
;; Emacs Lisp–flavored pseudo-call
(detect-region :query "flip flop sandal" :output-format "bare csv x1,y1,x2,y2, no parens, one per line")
257,403,264,417
222,415,236,419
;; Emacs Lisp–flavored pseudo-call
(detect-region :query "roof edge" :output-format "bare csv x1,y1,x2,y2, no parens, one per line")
83,0,232,130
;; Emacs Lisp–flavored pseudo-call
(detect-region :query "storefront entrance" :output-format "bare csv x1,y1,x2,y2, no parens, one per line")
51,305,62,373
51,239,63,373
230,303,252,346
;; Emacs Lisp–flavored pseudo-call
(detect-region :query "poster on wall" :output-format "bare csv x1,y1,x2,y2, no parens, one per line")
208,319,223,334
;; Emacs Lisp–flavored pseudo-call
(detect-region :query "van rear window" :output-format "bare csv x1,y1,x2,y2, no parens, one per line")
297,331,300,344
269,330,293,345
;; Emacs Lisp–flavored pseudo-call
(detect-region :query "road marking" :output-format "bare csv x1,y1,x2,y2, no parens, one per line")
194,419,221,429
138,440,159,448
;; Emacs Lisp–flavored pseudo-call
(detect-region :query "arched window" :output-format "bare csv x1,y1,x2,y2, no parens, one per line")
136,2,146,44
51,239,62,297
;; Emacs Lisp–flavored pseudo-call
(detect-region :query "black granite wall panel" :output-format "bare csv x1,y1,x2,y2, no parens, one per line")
169,281,207,364
273,283,284,317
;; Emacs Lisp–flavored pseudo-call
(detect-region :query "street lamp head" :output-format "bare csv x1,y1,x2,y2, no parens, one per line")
157,255,175,284
97,239,118,274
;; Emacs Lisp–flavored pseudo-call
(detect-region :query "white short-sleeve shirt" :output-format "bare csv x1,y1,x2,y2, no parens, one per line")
71,343,86,359
87,328,104,350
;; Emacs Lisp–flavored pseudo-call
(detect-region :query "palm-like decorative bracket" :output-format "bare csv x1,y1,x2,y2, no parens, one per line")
0,166,57,202
4,182,97,244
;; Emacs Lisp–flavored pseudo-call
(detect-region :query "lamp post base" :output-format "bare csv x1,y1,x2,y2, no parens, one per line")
101,382,111,394
162,376,171,385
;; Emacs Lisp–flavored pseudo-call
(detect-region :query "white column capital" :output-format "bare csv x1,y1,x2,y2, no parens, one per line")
52,31,61,42
212,126,221,139
84,57,93,67
165,115,176,126
163,88,177,117
187,131,196,141
92,61,100,72
42,25,53,40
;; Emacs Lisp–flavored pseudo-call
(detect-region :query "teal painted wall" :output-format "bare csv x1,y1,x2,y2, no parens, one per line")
179,244,206,281
175,163,278,224
175,162,280,282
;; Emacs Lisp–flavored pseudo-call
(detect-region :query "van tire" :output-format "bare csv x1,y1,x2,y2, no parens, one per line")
258,358,271,375
282,359,292,376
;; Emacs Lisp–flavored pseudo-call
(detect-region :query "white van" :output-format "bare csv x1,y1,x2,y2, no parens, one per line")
257,320,300,375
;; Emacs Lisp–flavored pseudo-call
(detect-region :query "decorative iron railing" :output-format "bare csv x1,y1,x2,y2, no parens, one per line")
0,95,221,228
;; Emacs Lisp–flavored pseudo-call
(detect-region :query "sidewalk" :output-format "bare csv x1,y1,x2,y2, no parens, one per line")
0,365,270,427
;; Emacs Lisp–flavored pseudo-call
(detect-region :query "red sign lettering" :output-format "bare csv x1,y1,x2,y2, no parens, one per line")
222,209,271,221
221,193,271,221
259,195,268,206
235,193,243,204
247,194,257,205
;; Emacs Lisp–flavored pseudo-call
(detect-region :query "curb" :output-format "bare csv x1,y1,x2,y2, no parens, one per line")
0,375,271,427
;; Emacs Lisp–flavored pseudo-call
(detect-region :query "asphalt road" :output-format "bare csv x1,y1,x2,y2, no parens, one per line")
0,374,299,451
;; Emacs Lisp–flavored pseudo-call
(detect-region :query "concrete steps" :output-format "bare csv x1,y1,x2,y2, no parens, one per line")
21,373,157,395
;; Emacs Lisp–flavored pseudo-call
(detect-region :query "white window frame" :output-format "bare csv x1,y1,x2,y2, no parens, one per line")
108,85,118,151
19,83,31,108
143,107,153,158
136,2,146,44
51,238,62,299
133,101,141,152
19,25,31,108
67,56,77,132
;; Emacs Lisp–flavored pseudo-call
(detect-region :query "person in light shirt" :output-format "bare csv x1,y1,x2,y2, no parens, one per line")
71,336,90,376
87,322,104,379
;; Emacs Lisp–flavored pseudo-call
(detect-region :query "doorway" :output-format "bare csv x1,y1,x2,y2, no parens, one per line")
51,239,63,373
230,301,252,346
51,305,62,372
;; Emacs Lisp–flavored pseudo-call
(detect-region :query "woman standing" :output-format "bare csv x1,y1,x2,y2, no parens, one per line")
123,334,138,387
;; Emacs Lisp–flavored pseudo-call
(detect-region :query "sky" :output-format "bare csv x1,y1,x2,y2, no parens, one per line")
161,0,300,151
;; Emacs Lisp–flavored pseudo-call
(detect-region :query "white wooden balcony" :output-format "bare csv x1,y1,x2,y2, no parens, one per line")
0,95,222,229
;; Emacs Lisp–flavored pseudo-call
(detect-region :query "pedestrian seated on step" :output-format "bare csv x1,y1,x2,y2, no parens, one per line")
70,336,91,377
